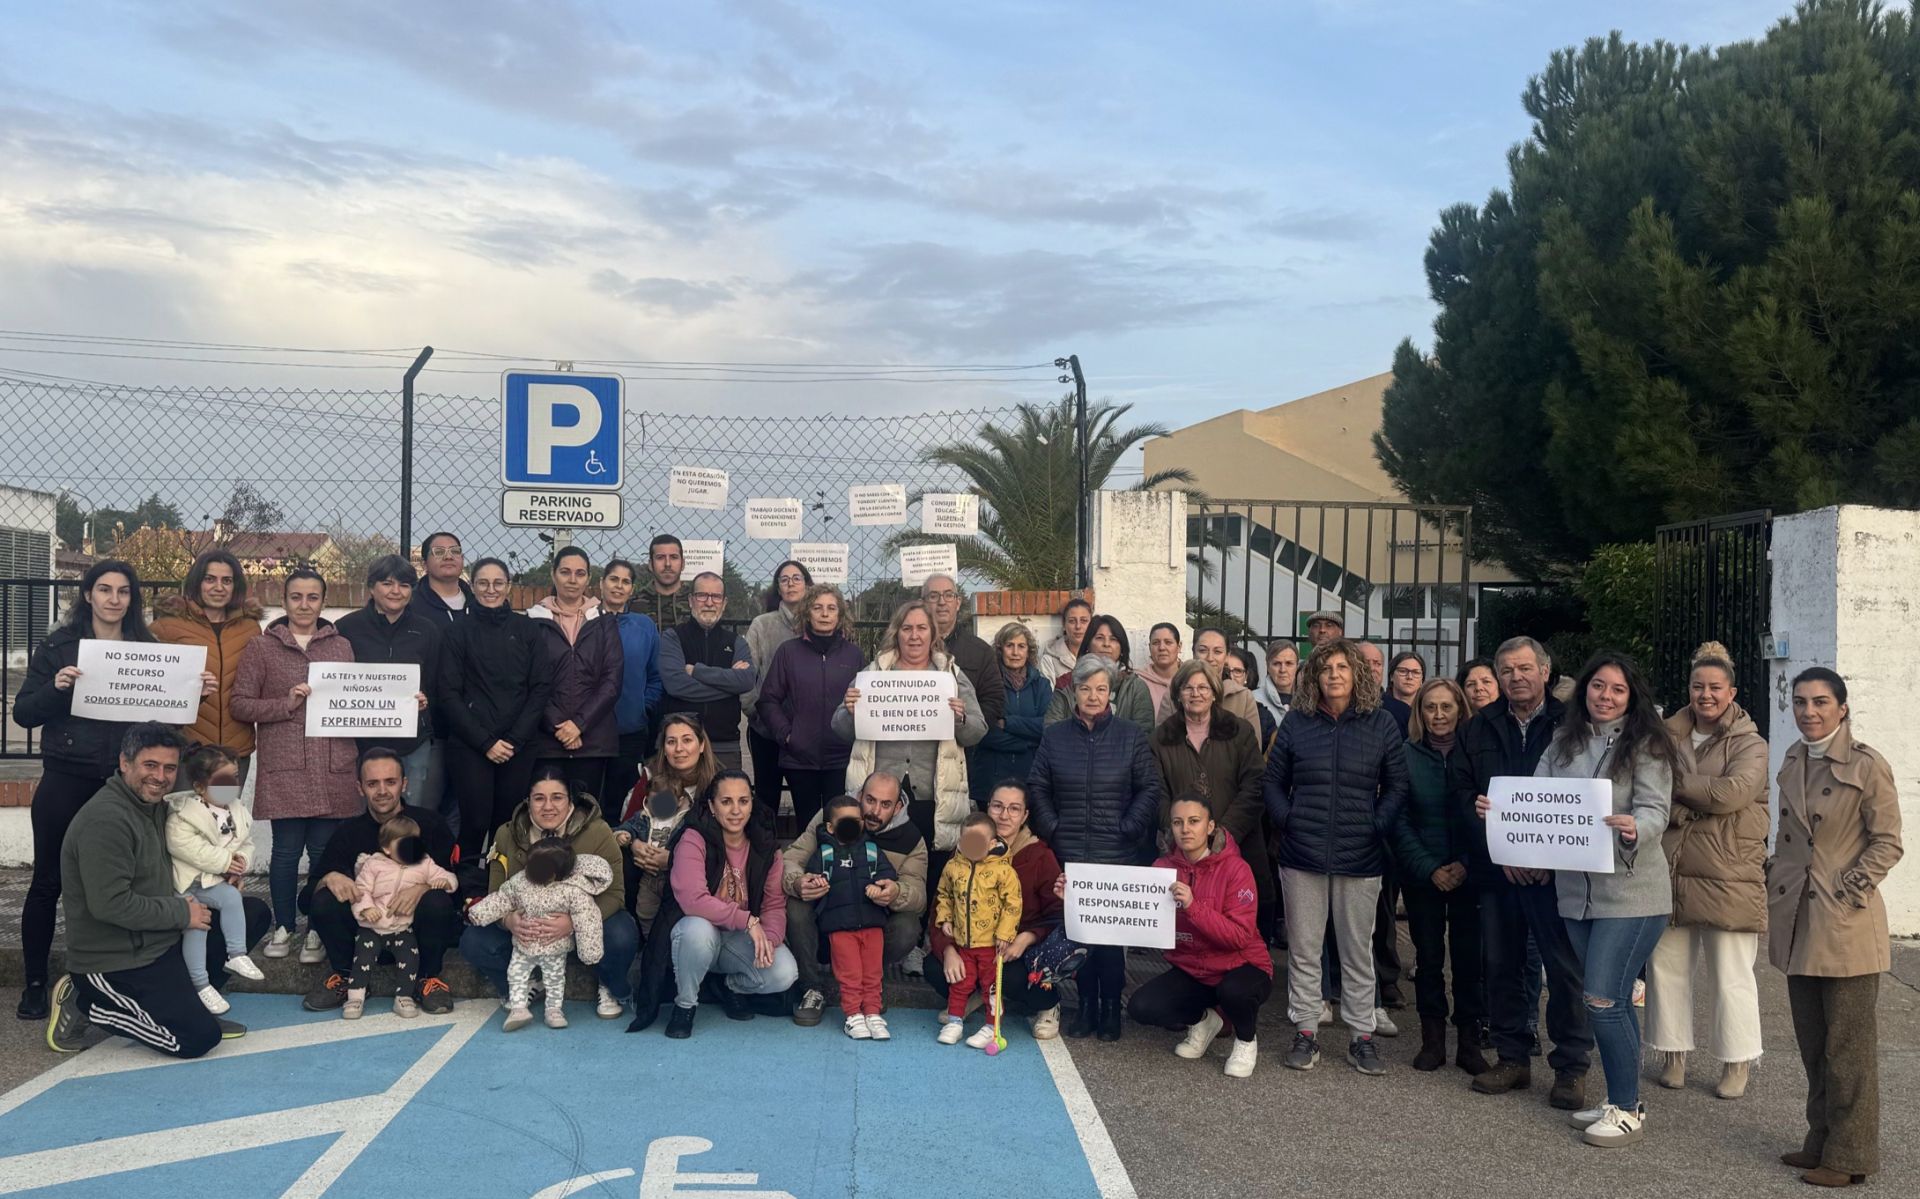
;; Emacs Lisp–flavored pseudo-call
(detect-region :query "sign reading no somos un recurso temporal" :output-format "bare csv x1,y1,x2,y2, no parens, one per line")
306,663,420,739
71,640,206,723
1063,863,1176,949
1485,775,1615,874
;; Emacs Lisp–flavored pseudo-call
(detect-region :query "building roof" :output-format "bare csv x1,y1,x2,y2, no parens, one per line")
1144,372,1398,502
186,530,334,560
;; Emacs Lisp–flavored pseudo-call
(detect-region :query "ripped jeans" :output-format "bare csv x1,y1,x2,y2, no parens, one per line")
1565,914,1667,1110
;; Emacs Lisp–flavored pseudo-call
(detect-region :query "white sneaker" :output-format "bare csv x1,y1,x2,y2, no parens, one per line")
1567,1105,1608,1129
545,1008,568,1029
1318,1000,1334,1026
966,1023,998,1050
865,1014,890,1040
502,1006,533,1031
1175,1009,1225,1060
1373,1008,1399,1037
1031,1008,1061,1040
196,984,230,1015
845,1014,872,1039
1224,1038,1258,1079
1582,1103,1647,1148
298,930,326,965
937,1020,964,1045
1632,979,1647,1008
596,986,625,1019
262,927,295,959
225,955,265,982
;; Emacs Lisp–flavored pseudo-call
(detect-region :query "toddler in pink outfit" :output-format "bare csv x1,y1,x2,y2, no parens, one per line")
347,816,458,1019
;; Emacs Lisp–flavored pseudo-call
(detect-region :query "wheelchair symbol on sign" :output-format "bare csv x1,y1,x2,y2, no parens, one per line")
531,1135,797,1199
583,450,607,476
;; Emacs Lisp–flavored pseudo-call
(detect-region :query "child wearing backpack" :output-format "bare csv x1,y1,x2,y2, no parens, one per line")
800,794,898,1040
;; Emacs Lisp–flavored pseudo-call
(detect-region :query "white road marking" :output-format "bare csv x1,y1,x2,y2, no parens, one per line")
1036,1036,1139,1199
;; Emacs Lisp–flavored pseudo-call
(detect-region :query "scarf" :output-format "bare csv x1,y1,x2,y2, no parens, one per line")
801,626,844,655
1425,730,1456,756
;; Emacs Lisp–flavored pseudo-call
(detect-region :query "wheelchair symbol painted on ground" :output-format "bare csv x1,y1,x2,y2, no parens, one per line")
531,1136,797,1199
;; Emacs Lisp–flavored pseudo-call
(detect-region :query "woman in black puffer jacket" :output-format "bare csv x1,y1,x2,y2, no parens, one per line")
1029,654,1162,1043
1262,638,1409,1075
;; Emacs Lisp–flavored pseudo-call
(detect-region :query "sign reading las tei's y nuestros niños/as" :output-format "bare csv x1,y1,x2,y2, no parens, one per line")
306,664,420,739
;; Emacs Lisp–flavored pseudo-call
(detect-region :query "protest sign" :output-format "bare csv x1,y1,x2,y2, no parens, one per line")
1062,863,1177,949
920,493,979,536
1485,775,1615,874
849,484,907,526
306,663,420,739
788,541,849,585
681,539,726,578
898,543,958,587
852,670,956,741
744,498,802,540
669,466,730,510
71,640,206,724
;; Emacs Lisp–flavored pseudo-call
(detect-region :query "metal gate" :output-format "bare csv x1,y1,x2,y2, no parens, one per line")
1653,510,1773,737
1187,499,1475,678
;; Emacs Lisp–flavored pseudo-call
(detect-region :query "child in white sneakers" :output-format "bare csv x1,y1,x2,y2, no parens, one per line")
797,795,899,1040
466,837,609,1031
164,745,265,1014
346,816,459,1019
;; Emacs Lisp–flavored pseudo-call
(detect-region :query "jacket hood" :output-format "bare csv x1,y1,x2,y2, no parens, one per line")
413,576,476,606
1156,827,1239,867
559,850,613,897
1664,702,1758,743
526,597,602,621
154,594,266,624
868,802,925,855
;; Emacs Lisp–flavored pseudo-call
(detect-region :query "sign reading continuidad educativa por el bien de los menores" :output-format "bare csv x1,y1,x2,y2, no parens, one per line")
1485,775,1616,874
305,663,420,739
1062,863,1177,949
70,640,206,723
852,669,956,741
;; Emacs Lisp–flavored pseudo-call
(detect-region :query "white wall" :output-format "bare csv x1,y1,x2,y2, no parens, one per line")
1091,489,1189,649
1767,505,1920,936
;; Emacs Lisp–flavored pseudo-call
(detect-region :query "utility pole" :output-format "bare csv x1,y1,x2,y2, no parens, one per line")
1057,355,1091,590
399,346,434,557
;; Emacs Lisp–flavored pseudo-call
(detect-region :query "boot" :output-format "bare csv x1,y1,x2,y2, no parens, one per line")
1658,1050,1687,1090
1716,1060,1750,1100
1411,1015,1447,1071
1454,1026,1490,1075
1097,996,1124,1042
1066,1002,1098,1039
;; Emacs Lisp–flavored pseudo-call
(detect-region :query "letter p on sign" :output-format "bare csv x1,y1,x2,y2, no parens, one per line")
501,370,624,490
526,382,600,475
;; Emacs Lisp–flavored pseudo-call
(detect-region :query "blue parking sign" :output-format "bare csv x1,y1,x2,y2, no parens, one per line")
501,370,623,490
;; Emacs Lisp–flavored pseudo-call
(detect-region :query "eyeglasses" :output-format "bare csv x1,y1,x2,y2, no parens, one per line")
427,547,463,560
1393,666,1423,678
925,590,959,602
692,592,726,603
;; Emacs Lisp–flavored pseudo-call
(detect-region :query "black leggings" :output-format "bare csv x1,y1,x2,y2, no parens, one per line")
783,768,840,837
1129,963,1273,1042
447,740,537,864
20,764,110,984
1074,944,1127,1009
538,757,613,823
747,729,785,830
604,731,651,828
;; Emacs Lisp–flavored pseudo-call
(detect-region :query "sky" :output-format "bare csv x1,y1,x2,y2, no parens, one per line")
0,0,1809,473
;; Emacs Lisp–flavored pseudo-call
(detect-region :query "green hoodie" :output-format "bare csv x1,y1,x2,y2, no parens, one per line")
60,774,192,974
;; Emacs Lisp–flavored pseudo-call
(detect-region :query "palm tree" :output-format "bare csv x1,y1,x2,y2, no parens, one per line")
892,394,1194,590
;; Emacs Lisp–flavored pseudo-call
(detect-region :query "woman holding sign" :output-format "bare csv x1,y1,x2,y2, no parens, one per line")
151,548,263,768
1530,653,1675,1149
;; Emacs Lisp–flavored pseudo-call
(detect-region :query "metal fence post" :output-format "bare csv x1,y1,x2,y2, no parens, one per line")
399,345,434,556
1067,354,1090,589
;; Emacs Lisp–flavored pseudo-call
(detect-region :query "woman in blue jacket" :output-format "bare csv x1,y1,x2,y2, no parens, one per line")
970,622,1053,804
601,558,663,821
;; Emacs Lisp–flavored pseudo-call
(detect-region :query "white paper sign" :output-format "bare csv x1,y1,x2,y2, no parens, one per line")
744,498,802,540
669,466,730,510
920,493,980,536
681,539,726,579
898,543,958,587
849,484,908,526
853,670,956,741
1486,775,1616,874
788,541,849,586
1063,863,1177,949
306,663,421,739
71,640,206,724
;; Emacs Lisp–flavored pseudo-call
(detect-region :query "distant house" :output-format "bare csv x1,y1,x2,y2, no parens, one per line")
112,520,347,582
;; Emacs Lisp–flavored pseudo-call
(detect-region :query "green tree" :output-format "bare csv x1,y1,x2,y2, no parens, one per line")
1378,1,1920,571
892,394,1194,590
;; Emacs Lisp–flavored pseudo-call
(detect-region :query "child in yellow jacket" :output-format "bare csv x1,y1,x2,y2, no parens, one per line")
934,812,1023,1048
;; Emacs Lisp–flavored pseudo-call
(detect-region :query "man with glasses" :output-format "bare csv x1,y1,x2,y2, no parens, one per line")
658,571,756,771
408,532,470,829
921,574,1004,804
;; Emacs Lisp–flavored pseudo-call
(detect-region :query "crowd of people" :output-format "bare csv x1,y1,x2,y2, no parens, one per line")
10,541,1905,1186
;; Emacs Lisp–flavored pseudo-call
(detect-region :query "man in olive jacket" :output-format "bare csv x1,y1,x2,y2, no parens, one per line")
50,723,266,1057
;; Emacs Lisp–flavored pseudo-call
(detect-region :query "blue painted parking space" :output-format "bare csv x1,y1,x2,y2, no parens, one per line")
0,996,1132,1198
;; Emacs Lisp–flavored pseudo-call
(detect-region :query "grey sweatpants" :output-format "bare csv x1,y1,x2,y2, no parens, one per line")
1281,867,1381,1036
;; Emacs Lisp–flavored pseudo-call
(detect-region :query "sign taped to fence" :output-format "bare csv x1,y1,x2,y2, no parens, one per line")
71,640,206,724
1485,775,1615,874
849,484,907,526
681,539,725,579
1063,863,1177,949
744,498,803,540
920,493,979,536
853,670,956,741
788,541,848,585
898,543,958,587
306,663,420,739
669,466,730,510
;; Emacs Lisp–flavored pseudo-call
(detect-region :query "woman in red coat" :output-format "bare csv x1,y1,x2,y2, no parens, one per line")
1128,793,1274,1078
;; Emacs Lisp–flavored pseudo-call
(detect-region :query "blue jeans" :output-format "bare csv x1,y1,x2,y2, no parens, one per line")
669,916,798,1010
269,817,343,933
182,882,248,987
459,911,639,1001
1566,914,1667,1109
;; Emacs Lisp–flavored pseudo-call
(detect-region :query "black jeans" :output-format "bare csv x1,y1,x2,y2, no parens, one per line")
1129,963,1273,1042
307,888,461,983
20,765,110,984
747,728,785,830
1481,881,1592,1074
73,944,221,1059
537,757,613,823
1075,944,1127,1009
447,740,538,864
1404,880,1485,1028
605,731,652,826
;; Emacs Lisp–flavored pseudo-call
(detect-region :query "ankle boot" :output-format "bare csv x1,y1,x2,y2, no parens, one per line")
1097,997,1124,1042
1658,1050,1687,1090
1454,1026,1490,1075
1716,1060,1750,1099
1066,996,1098,1039
1412,1015,1447,1071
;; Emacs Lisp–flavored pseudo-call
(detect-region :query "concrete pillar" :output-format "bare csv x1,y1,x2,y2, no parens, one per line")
1091,489,1189,649
1766,505,1920,935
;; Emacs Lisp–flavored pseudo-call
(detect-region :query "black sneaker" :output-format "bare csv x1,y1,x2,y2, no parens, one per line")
1348,1035,1387,1076
717,985,753,1022
1527,1029,1543,1057
17,980,49,1021
1284,1030,1320,1071
792,988,827,1027
302,973,348,1012
416,978,454,1015
665,1004,696,1039
1475,1019,1493,1050
217,1018,247,1040
45,975,88,1054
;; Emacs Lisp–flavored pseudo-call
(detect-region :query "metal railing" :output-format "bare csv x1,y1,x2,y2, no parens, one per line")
1654,510,1773,737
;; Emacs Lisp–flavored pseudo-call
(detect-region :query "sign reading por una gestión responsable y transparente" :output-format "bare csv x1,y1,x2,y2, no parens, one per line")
306,663,420,739
1063,863,1177,949
1485,775,1616,874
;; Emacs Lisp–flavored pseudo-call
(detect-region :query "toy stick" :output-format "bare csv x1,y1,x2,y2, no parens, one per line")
985,953,1008,1056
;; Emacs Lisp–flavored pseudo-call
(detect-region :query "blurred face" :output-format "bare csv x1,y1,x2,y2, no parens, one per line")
1585,664,1630,724
1000,633,1031,672
1063,605,1091,648
423,536,463,583
553,555,590,604
1316,652,1354,706
599,564,634,610
1497,647,1546,711
359,757,406,820
120,744,180,802
1074,671,1112,719
691,577,726,629
923,576,961,632
529,779,572,832
372,576,412,618
472,564,511,610
807,593,841,635
1689,665,1735,724
1462,665,1500,712
1170,800,1214,856
1147,627,1181,670
1420,687,1461,740
285,578,325,628
710,778,753,836
1354,642,1385,684
1307,618,1341,646
1178,671,1215,720
895,609,933,663
1088,625,1122,662
197,760,241,805
1194,631,1228,670
662,720,704,773
650,543,684,590
198,561,236,612
987,786,1029,840
1268,645,1298,693
88,571,133,629
1391,656,1425,701
776,565,809,604
860,776,903,831
1792,680,1847,742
